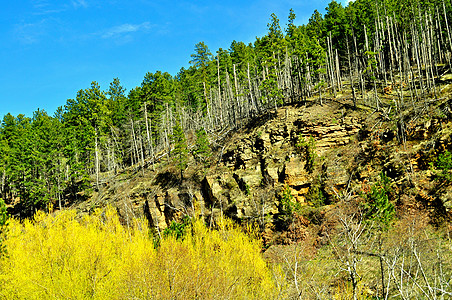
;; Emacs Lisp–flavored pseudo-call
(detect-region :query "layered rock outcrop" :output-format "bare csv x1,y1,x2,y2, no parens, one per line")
78,100,452,235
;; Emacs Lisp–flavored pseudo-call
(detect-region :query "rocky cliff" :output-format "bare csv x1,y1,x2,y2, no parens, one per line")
73,98,452,244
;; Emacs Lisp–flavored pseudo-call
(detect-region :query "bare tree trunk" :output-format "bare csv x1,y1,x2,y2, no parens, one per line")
347,35,357,108
306,52,313,99
138,129,145,175
443,0,452,71
165,103,171,161
217,54,224,127
1,170,5,200
233,64,241,127
225,71,237,128
330,33,337,96
144,102,155,171
247,62,259,114
203,81,213,129
56,159,62,210
335,49,342,91
95,129,99,190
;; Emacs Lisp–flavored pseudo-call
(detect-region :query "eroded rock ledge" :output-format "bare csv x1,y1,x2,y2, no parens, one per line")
78,100,452,237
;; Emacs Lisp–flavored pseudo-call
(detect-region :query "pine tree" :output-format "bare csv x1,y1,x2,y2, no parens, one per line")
107,78,127,126
171,117,188,181
194,127,211,167
255,13,286,109
189,42,215,116
62,81,109,192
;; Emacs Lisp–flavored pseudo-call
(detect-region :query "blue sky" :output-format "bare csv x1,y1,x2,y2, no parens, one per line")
0,0,349,118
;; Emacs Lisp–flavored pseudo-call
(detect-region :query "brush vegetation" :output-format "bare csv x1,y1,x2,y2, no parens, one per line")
0,207,278,299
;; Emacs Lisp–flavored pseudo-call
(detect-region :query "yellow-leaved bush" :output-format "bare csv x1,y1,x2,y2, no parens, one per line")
0,207,278,299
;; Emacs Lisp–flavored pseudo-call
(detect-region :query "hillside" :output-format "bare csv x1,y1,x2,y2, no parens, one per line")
1,0,452,297
2,0,452,220
54,92,452,298
2,92,452,298
71,91,452,228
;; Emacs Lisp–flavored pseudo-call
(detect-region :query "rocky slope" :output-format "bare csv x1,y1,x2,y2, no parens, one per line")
72,97,452,244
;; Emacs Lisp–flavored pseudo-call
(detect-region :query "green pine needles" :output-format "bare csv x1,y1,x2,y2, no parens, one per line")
171,118,188,181
163,216,191,240
278,184,302,225
296,134,317,173
194,127,212,167
430,150,452,183
362,173,395,230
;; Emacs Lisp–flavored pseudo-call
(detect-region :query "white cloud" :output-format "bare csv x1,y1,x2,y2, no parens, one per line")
71,0,88,8
31,0,65,15
102,22,152,38
32,0,50,9
31,0,85,15
15,20,48,44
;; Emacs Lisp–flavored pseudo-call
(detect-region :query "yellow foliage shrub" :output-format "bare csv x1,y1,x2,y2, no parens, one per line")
0,208,277,299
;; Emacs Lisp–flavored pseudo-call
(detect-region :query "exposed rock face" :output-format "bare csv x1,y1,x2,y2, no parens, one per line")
439,187,452,212
80,101,452,235
293,117,361,150
81,104,365,231
220,105,360,202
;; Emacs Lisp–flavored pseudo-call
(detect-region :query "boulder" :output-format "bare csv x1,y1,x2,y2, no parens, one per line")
203,175,224,206
439,186,452,212
281,157,312,187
